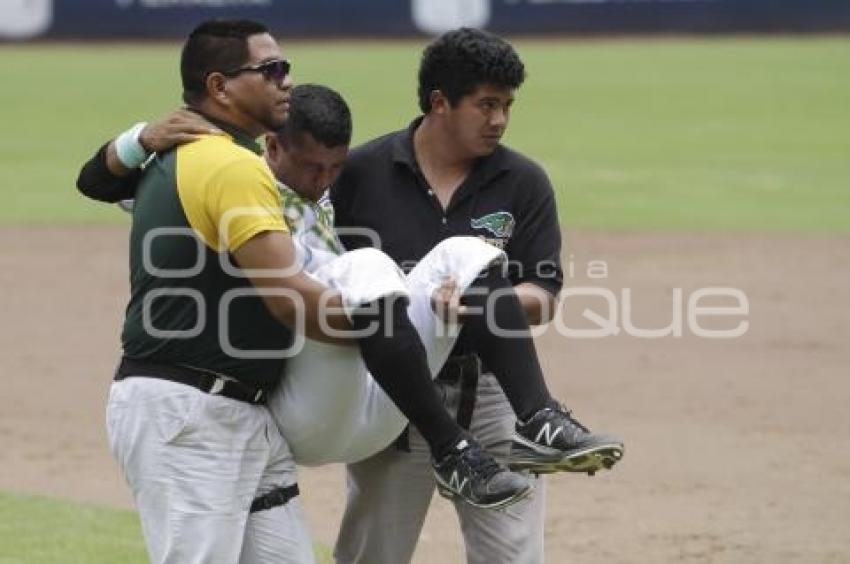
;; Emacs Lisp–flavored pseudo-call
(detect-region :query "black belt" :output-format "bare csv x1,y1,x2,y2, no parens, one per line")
115,357,267,405
395,354,481,451
251,484,299,513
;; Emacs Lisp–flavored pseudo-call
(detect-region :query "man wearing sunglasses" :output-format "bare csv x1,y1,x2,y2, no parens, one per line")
83,20,348,564
89,19,347,564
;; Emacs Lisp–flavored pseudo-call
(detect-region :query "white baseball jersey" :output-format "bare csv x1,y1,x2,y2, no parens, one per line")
279,184,344,273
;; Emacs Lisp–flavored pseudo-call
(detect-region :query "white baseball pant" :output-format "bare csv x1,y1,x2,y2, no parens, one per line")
106,378,315,564
269,236,504,466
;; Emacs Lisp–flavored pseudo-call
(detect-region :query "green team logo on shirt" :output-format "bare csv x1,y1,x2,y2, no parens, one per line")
471,211,515,239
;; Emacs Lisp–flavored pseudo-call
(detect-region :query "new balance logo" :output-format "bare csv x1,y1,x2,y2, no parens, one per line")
209,378,225,395
448,470,469,493
534,422,563,446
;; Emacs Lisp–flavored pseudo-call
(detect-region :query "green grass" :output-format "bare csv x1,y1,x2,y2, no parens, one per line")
0,491,332,564
0,491,146,563
0,37,848,231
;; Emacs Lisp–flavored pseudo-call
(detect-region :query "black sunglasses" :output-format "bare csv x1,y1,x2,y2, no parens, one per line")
221,59,291,83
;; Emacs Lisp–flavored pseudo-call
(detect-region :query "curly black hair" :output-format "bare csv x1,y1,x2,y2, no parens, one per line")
417,27,526,113
181,19,269,105
276,84,352,148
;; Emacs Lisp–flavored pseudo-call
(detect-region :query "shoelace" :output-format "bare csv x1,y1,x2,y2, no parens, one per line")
460,444,502,481
553,405,590,434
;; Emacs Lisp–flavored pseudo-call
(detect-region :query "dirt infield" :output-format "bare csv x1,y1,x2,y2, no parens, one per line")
2,226,848,563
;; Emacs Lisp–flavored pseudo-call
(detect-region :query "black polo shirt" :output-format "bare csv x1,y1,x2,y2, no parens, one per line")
331,117,564,299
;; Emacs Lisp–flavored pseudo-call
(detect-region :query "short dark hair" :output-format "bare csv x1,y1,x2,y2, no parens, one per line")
181,19,270,105
417,27,526,113
276,84,352,148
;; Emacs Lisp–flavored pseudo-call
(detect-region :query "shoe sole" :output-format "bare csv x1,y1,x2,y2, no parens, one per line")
508,439,624,476
434,477,535,510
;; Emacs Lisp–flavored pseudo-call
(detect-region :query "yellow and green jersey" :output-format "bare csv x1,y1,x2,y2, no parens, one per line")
122,126,292,388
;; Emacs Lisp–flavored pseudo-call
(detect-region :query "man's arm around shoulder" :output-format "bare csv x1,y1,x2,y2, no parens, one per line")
76,110,221,203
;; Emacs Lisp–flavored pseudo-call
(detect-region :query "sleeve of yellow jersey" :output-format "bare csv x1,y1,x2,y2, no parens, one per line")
205,156,289,253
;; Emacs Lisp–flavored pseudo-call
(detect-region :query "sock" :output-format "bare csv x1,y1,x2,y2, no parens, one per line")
460,265,553,422
351,296,462,460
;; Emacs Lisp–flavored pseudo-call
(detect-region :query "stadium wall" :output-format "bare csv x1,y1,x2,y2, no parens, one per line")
2,0,849,41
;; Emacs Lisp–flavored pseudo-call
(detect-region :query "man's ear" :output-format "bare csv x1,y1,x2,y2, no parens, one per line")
206,72,229,104
430,90,448,114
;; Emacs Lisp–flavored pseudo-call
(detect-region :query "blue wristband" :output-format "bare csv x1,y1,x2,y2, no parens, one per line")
115,122,149,169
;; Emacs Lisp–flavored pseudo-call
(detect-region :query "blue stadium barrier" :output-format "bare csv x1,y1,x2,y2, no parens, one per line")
2,0,849,41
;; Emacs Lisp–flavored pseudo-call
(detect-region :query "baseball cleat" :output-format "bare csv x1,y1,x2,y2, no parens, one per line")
433,436,534,510
508,402,624,475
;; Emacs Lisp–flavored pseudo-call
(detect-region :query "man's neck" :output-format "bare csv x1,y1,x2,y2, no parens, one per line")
193,102,262,140
413,115,476,209
413,115,474,177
